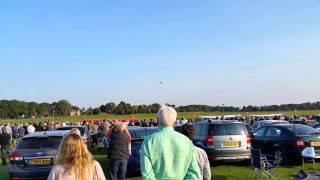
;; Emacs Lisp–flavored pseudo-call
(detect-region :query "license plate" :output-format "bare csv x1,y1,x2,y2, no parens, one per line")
30,159,51,165
223,141,240,147
310,142,320,147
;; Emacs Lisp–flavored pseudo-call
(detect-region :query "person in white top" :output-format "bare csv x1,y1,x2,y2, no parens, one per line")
6,123,13,134
48,133,106,180
27,123,35,134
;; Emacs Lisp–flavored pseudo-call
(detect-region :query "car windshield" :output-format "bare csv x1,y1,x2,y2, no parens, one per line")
209,124,247,136
56,127,85,136
17,136,62,149
287,125,319,135
129,128,158,139
246,125,254,132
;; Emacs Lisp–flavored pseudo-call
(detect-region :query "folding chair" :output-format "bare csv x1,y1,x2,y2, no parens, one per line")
251,149,281,180
302,147,320,169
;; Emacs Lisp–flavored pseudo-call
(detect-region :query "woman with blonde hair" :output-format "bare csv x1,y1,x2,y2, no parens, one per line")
48,133,106,180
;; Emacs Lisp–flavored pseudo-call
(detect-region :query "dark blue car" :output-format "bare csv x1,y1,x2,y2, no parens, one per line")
9,131,69,180
127,127,159,173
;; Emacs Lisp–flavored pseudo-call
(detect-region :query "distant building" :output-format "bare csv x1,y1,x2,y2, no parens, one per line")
70,108,81,116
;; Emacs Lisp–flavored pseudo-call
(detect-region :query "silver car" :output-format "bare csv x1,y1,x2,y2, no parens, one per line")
193,120,251,162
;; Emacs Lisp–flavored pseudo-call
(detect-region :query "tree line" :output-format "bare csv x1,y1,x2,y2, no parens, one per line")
1,99,320,119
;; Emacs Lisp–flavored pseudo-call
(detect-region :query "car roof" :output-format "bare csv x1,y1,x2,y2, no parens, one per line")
194,120,243,124
258,120,288,123
264,124,307,128
56,125,86,129
23,130,70,139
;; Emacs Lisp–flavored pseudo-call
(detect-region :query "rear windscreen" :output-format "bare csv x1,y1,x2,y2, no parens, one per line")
287,125,318,135
56,127,85,136
209,124,247,136
17,136,62,149
129,128,158,139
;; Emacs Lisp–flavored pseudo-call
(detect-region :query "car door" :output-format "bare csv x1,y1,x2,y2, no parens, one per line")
263,127,282,156
251,127,266,149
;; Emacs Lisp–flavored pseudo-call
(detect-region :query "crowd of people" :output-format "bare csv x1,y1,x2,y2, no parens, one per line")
0,106,212,180
2,110,320,179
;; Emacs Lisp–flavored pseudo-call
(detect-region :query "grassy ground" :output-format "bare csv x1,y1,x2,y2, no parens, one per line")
1,149,319,180
1,110,320,124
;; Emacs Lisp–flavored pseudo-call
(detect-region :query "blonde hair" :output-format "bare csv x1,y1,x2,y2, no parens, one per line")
114,123,127,132
69,128,81,136
55,134,94,180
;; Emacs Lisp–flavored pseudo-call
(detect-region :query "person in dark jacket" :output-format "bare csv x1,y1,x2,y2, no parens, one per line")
0,126,11,165
108,123,130,180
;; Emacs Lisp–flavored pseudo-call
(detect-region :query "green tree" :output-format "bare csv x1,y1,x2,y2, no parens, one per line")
105,102,116,113
56,100,73,116
93,108,101,115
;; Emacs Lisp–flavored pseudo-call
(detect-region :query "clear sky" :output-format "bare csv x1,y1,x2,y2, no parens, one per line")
1,0,320,108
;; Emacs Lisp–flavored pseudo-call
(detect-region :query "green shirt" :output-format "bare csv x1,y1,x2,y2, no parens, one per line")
140,127,200,180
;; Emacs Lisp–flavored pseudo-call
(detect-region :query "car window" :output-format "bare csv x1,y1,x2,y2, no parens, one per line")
287,125,319,135
129,129,146,139
209,124,247,136
145,128,158,136
265,127,281,137
17,136,62,149
252,122,258,129
254,127,266,137
200,124,208,136
260,122,267,127
56,127,85,136
246,125,254,132
194,124,201,136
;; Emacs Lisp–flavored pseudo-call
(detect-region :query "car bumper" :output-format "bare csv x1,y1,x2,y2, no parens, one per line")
204,148,251,161
9,164,53,180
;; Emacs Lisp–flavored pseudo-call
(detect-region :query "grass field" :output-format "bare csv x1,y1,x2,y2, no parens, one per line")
1,149,319,180
1,110,320,124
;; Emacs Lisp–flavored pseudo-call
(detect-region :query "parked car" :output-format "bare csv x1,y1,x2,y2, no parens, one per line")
193,120,251,162
55,125,92,147
127,127,159,173
251,124,320,163
252,120,289,130
8,131,69,179
314,124,320,131
246,125,255,137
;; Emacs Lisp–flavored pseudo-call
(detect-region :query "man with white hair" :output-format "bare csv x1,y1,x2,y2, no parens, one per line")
140,105,200,180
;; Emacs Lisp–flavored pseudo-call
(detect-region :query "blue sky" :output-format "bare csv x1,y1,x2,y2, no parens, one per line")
1,0,320,107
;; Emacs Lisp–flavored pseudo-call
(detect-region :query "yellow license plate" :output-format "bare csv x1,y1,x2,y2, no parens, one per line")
310,142,320,147
223,141,240,147
30,159,50,165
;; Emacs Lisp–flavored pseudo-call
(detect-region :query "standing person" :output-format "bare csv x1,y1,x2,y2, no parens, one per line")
27,123,35,134
48,133,106,180
140,106,200,180
108,123,130,180
0,126,11,165
181,124,211,180
12,124,19,144
91,123,99,149
18,124,26,140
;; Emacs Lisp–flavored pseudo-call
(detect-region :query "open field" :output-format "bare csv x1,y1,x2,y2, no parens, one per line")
1,149,319,180
1,110,320,124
